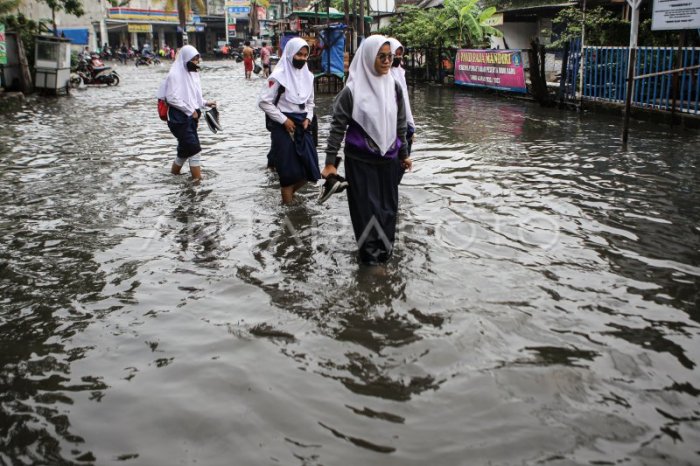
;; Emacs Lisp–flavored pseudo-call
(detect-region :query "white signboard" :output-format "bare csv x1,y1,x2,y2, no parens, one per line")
652,0,700,30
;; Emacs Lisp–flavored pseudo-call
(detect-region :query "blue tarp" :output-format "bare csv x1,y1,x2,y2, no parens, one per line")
318,25,345,77
56,28,89,45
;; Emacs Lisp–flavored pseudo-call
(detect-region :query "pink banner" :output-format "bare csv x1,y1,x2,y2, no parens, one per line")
455,49,527,93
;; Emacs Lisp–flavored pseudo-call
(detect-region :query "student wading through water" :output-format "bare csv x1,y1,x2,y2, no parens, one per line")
388,37,416,158
258,37,321,204
157,45,216,180
323,35,413,265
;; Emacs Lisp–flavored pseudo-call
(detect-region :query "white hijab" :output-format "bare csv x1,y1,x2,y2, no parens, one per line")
269,37,314,105
346,35,397,156
156,45,202,111
388,38,414,128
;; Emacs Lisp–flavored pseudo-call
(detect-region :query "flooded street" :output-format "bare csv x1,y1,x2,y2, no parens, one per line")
1,60,699,465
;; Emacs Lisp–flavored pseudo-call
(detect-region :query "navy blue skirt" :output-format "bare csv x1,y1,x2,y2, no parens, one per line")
268,112,321,188
167,107,201,159
345,153,403,264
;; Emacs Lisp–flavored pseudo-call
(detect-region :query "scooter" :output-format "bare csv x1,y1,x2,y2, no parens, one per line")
72,57,120,86
135,54,161,66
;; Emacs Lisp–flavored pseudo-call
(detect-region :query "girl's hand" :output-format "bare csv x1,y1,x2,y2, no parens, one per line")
302,118,310,130
321,164,337,178
401,158,413,171
206,100,217,108
283,119,296,133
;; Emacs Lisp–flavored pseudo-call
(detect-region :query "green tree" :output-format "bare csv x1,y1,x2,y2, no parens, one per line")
381,0,502,48
379,5,443,47
440,0,500,47
37,0,84,36
0,0,20,15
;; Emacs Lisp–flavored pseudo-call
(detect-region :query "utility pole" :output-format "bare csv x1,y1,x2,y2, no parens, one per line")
621,0,641,147
358,0,364,41
177,0,189,47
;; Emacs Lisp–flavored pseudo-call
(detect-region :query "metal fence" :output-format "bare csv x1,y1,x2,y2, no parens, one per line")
578,45,700,114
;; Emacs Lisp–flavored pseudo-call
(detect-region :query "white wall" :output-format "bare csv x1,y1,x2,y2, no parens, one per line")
489,22,537,50
368,0,395,14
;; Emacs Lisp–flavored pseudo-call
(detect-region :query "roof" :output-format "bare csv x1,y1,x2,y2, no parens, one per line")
416,0,443,7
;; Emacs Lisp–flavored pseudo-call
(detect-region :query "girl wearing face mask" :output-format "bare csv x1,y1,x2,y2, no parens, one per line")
322,35,413,265
156,45,216,180
258,37,321,204
388,38,415,158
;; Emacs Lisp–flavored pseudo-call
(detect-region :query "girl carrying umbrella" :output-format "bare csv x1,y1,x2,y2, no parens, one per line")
258,37,321,204
322,35,413,265
156,45,216,181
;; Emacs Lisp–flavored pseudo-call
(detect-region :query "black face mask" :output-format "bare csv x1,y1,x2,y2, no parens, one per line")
392,57,402,68
292,58,306,69
186,61,200,72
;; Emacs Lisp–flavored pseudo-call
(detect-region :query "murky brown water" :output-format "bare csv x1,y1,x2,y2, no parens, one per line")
1,60,699,465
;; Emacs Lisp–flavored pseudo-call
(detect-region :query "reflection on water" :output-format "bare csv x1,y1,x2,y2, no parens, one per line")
1,62,699,465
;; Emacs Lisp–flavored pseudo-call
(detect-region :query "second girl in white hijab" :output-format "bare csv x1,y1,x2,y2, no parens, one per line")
258,37,321,204
388,37,415,156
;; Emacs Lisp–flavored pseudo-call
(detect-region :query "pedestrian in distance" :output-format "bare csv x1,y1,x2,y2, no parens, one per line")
257,37,321,205
388,38,416,158
322,34,413,265
156,45,217,181
242,41,254,79
260,41,272,78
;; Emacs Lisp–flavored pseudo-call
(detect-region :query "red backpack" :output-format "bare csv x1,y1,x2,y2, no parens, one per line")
157,99,169,121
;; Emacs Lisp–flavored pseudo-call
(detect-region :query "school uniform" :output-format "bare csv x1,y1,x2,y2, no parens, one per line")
258,37,321,188
326,35,409,265
156,45,207,167
389,38,416,157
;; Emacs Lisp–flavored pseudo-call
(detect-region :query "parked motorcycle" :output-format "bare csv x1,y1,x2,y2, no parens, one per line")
71,56,120,87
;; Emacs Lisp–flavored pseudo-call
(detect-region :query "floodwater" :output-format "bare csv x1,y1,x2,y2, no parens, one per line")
1,60,699,466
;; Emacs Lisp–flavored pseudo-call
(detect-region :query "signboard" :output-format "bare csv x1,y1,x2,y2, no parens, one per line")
483,13,503,27
186,25,205,32
652,0,700,30
454,49,526,93
127,23,153,33
226,0,250,18
226,16,236,42
0,24,7,65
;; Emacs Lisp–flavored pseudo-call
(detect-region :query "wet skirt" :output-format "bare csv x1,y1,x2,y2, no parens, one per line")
268,112,321,188
167,107,201,159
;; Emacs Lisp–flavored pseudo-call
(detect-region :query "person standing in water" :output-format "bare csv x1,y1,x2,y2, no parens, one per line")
242,41,254,80
156,45,217,181
258,37,321,204
322,35,412,265
388,38,415,157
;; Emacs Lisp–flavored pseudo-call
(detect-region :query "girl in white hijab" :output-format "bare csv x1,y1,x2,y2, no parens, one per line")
258,37,320,204
388,38,415,155
323,35,413,265
156,45,216,180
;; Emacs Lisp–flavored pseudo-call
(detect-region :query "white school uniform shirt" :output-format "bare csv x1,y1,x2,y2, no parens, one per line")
258,79,315,124
258,37,315,124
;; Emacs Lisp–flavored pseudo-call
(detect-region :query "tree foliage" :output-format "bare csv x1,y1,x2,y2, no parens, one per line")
0,0,20,16
550,5,688,48
34,0,84,34
550,6,628,48
379,0,502,48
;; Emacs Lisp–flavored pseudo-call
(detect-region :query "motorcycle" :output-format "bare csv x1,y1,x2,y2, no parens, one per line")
135,54,161,66
71,56,120,87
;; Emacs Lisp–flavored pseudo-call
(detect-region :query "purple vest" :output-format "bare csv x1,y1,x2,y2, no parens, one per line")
345,121,402,159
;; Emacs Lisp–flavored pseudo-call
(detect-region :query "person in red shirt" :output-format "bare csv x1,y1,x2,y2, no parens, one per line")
260,41,272,77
